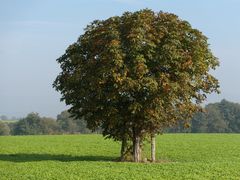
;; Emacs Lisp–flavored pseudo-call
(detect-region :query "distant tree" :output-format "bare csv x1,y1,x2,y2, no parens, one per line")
0,121,10,135
57,111,78,133
205,104,228,132
57,110,91,134
11,116,18,120
13,113,42,135
187,99,240,133
53,9,219,162
7,122,16,135
218,99,240,132
13,113,60,135
190,112,208,133
40,117,60,134
0,115,8,120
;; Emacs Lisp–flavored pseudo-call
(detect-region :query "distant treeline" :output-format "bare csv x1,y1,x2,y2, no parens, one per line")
1,99,240,136
0,111,98,136
167,99,240,133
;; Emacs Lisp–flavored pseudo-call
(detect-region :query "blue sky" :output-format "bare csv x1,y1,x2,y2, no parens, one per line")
1,0,240,118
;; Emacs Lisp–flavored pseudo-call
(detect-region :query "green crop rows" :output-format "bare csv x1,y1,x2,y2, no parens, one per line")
0,134,240,179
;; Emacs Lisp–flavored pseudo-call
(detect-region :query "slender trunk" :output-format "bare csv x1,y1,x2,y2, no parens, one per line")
151,134,156,162
133,135,141,162
120,137,127,161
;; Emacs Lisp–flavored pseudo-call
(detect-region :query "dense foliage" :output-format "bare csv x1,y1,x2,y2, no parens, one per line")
53,9,219,162
169,99,240,133
57,110,93,134
0,111,92,136
0,121,10,135
12,113,60,135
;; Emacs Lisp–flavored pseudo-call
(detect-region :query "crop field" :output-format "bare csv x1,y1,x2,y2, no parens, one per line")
0,134,240,179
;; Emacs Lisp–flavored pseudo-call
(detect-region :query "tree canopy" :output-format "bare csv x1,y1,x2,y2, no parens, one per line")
57,110,92,134
53,9,219,162
0,121,10,136
190,99,240,133
13,113,60,135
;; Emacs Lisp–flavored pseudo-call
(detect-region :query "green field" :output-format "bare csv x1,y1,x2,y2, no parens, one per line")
0,134,240,179
0,120,18,123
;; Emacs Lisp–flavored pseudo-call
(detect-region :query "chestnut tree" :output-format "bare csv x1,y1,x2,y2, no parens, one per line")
53,9,219,162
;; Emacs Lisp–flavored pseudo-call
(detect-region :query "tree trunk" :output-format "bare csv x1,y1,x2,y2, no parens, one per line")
120,137,127,161
133,135,141,162
151,134,156,162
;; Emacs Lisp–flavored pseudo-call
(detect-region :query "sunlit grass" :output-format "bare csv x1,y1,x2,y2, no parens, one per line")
0,134,240,179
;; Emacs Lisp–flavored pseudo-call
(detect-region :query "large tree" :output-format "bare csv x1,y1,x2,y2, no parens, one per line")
53,9,219,162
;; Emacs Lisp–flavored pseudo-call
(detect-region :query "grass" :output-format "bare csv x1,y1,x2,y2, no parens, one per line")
0,120,18,123
0,134,240,179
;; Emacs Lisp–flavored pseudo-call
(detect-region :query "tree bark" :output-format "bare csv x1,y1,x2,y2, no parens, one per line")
120,137,127,161
133,135,141,162
151,134,156,162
